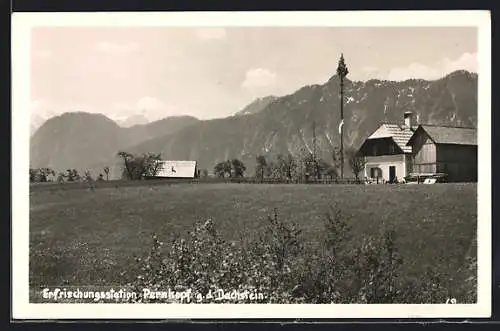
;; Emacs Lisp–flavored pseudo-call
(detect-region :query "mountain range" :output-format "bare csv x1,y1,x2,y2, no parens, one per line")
233,96,278,117
30,70,478,179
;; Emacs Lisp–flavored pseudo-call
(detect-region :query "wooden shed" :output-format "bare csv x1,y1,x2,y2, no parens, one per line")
406,125,477,182
155,160,198,179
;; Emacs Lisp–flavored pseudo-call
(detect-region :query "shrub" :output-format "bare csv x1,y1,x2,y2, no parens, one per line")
128,207,476,304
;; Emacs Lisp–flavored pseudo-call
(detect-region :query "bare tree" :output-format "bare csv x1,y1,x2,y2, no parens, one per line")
103,166,110,181
255,155,268,181
331,147,341,177
347,148,366,182
57,172,65,183
84,170,95,191
283,153,297,181
117,151,134,179
312,121,320,179
84,170,93,182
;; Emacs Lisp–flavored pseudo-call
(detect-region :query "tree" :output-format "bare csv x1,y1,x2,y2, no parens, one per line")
316,159,336,180
117,151,135,179
324,166,338,180
302,151,316,181
347,148,366,182
283,153,297,181
29,168,37,183
29,167,55,182
255,155,268,180
57,172,65,183
214,161,228,178
311,121,320,179
268,154,296,181
117,151,163,180
84,170,95,191
66,169,80,182
142,153,163,177
331,147,341,177
223,160,232,177
84,170,93,182
267,158,282,180
337,53,349,179
231,159,246,178
103,166,110,181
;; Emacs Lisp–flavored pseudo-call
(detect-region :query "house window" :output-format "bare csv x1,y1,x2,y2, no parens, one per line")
370,167,382,179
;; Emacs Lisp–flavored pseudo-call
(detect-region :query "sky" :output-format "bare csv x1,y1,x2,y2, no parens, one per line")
31,27,478,122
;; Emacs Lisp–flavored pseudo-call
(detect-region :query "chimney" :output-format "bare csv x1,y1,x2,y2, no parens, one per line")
404,111,414,128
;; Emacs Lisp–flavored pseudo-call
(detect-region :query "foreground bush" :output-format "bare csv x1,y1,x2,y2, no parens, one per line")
127,206,477,304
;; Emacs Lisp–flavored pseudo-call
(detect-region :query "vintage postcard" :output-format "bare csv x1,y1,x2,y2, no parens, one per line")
12,10,491,319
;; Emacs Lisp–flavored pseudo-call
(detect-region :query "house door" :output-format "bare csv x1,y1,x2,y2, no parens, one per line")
389,166,396,183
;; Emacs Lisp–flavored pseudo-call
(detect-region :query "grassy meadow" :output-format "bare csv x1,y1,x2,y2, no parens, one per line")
29,182,477,303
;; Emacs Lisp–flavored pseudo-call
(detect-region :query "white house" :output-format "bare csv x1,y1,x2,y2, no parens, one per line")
356,112,417,183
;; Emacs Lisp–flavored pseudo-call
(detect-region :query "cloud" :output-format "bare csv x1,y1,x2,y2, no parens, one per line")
386,52,478,81
110,96,185,122
386,63,441,81
31,99,56,118
359,66,383,80
361,66,379,73
95,41,139,54
195,28,227,41
136,96,165,111
241,68,278,90
442,52,478,74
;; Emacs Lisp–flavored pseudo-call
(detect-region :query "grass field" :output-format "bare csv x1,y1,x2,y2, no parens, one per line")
29,182,477,302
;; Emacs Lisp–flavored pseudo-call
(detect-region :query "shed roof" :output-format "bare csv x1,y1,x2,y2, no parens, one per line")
156,160,197,178
407,125,477,146
367,123,417,153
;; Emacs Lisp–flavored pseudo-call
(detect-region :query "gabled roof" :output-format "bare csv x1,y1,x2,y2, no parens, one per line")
156,160,197,178
367,123,416,153
407,125,477,146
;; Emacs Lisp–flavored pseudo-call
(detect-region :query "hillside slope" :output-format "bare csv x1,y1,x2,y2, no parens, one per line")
30,70,477,178
30,113,199,173
126,70,477,174
234,96,278,116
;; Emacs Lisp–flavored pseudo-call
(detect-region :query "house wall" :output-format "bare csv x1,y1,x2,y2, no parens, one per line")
364,154,406,182
411,131,437,174
436,144,477,182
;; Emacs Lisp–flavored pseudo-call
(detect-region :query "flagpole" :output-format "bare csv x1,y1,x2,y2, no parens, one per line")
336,53,349,180
340,74,344,180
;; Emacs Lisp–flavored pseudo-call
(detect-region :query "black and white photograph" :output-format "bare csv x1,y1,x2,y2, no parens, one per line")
12,11,491,319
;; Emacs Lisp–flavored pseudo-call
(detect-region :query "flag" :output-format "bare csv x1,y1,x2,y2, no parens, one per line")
338,119,344,135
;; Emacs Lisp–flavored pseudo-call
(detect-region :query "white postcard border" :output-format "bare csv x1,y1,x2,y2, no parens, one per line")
12,10,492,319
